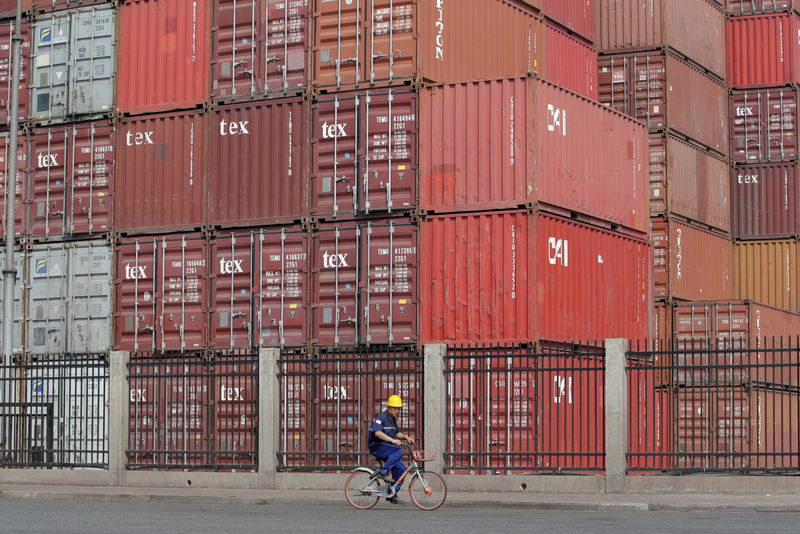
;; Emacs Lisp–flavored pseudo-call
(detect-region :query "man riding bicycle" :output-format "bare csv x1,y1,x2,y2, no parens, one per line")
368,395,415,503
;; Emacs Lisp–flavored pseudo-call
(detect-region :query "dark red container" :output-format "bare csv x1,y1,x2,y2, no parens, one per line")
544,19,597,100
731,163,800,239
0,0,31,17
727,0,800,15
542,0,594,43
0,18,30,126
32,0,107,13
0,132,28,240
311,218,418,346
209,98,309,228
115,110,206,235
727,13,800,87
730,86,799,163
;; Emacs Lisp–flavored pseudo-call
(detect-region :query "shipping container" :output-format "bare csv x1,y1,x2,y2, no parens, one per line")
651,217,732,301
420,210,651,344
114,110,206,235
115,233,209,352
542,0,593,43
0,18,31,125
628,369,672,472
598,50,728,155
727,0,800,15
118,0,210,115
0,248,24,355
313,0,544,91
0,131,28,240
32,0,110,14
30,6,115,123
596,0,726,79
419,77,648,234
733,238,800,312
544,20,597,100
730,86,799,163
209,98,309,228
0,0,32,18
312,218,417,346
25,240,112,354
731,163,800,239
211,0,310,101
727,13,800,87
27,121,113,239
210,226,309,349
649,133,730,232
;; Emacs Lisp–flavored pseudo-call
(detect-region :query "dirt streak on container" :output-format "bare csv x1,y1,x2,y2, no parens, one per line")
543,20,597,100
313,0,544,91
727,0,800,15
312,88,417,219
115,110,206,235
118,0,210,115
0,18,30,125
598,51,728,156
0,248,23,354
115,233,209,352
730,87,799,163
727,13,800,87
210,226,309,349
211,0,310,101
542,0,594,43
734,239,800,313
209,98,308,228
731,163,800,239
0,131,28,240
648,133,730,233
312,218,417,346
596,0,726,79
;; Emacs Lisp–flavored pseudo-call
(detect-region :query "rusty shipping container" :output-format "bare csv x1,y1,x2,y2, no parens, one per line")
115,110,206,235
542,0,593,43
419,77,648,234
27,121,113,239
118,0,210,115
648,133,730,233
731,163,800,239
734,239,800,312
0,18,30,126
209,98,309,228
730,86,799,163
727,13,800,88
596,0,726,79
419,210,651,344
598,51,728,156
544,20,597,100
0,131,28,240
651,217,732,301
727,0,800,15
115,233,209,352
313,0,544,91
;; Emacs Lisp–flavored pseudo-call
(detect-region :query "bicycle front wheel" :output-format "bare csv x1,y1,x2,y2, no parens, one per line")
345,471,381,510
408,470,447,510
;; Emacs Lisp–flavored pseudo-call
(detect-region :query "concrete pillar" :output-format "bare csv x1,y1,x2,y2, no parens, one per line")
423,344,447,474
604,338,628,493
259,348,281,477
108,351,130,485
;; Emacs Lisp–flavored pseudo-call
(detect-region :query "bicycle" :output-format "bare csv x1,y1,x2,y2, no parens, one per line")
344,442,447,511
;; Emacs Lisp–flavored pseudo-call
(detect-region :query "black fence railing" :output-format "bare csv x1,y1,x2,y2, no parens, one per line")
127,349,258,470
0,354,109,468
627,338,800,474
444,342,606,474
277,345,423,472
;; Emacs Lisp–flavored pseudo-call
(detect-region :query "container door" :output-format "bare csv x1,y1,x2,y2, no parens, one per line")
631,53,667,130
313,94,359,218
0,19,31,124
29,127,68,237
764,88,799,161
67,241,112,354
265,0,310,93
214,359,258,467
31,12,70,121
212,0,262,99
279,357,311,468
675,388,712,470
730,90,763,163
0,132,28,240
211,233,254,349
69,7,114,116
161,361,211,465
116,239,158,352
313,223,359,344
366,0,415,84
314,0,361,88
26,245,68,355
68,122,113,235
487,357,536,472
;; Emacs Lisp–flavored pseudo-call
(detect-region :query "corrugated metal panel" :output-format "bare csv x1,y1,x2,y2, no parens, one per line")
209,98,308,228
32,0,110,13
543,21,596,100
117,0,210,115
652,299,672,346
28,121,113,239
734,239,800,312
542,0,594,42
596,0,726,79
313,0,544,90
0,131,28,240
727,13,800,87
731,163,800,239
730,87,799,163
651,217,732,301
598,51,728,156
0,248,24,354
30,6,115,122
648,133,730,232
727,0,800,15
0,18,31,125
0,0,32,18
114,110,206,235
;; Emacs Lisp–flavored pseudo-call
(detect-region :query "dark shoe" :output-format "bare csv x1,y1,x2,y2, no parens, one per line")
386,496,402,504
376,472,393,483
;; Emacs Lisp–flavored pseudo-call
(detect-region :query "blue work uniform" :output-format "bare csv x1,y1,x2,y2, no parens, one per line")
368,410,407,487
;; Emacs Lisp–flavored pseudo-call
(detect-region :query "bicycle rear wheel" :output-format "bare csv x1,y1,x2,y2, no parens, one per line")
345,471,381,509
408,471,447,511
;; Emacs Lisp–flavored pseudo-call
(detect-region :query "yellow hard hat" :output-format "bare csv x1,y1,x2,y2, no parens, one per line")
387,395,403,408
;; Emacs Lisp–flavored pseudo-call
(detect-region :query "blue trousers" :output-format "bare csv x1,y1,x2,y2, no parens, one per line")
370,443,407,489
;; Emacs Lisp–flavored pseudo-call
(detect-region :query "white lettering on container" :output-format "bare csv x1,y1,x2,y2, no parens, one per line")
548,238,568,267
434,0,444,61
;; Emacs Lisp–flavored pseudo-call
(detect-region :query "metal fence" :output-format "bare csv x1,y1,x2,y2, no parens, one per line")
0,354,109,468
444,342,606,474
127,349,258,470
277,345,423,472
627,338,800,474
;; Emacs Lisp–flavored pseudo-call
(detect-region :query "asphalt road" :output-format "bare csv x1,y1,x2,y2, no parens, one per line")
0,499,798,534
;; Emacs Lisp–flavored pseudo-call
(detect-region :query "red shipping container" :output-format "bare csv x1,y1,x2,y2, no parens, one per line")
312,218,417,346
118,0,211,115
0,0,31,17
730,87,799,163
313,0,544,91
542,0,594,43
312,89,417,219
650,217,733,301
115,110,206,235
0,18,30,125
279,358,310,467
209,98,309,227
0,131,28,240
115,233,209,352
214,360,258,467
648,133,730,233
727,0,800,15
544,21,597,100
596,0,726,79
731,163,800,239
734,239,800,312
727,13,800,87
210,226,309,349
598,51,728,156
28,121,113,239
